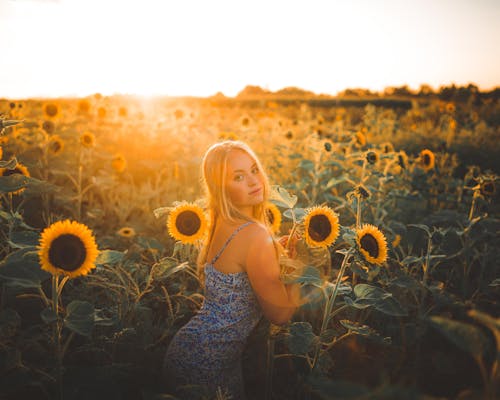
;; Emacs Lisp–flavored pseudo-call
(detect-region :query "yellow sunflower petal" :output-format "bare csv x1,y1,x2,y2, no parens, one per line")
38,220,99,278
303,205,340,248
356,224,388,265
265,202,282,234
0,162,30,195
419,149,435,172
167,203,208,244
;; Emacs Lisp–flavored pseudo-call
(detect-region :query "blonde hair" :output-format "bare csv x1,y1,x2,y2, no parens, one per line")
197,140,271,266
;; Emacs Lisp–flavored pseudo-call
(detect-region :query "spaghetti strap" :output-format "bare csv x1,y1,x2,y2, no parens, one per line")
209,221,254,265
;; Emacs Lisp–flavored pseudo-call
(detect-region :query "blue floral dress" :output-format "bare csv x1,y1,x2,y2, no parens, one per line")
163,222,262,399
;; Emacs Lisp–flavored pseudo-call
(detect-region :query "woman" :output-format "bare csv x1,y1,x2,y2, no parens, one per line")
163,140,300,399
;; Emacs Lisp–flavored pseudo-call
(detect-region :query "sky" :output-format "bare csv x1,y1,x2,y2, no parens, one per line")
0,0,499,98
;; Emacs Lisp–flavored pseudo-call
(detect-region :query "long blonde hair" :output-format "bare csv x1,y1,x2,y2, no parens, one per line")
197,140,271,267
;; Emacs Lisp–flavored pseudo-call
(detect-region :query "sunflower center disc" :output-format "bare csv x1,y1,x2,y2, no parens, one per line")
423,154,431,165
48,234,87,272
176,210,201,236
308,215,331,242
265,208,275,225
4,168,22,177
360,233,379,258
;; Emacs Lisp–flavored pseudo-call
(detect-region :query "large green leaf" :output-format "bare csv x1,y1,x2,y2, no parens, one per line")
351,284,408,316
270,185,297,209
429,315,488,359
95,250,124,266
0,248,50,289
0,309,21,339
287,322,317,355
8,230,40,249
64,300,95,337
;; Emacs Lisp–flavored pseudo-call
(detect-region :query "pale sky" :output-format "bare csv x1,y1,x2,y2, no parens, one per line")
0,0,499,98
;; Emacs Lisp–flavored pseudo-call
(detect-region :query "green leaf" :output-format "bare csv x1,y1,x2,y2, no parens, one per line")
270,185,297,209
408,223,431,237
353,284,408,316
154,258,191,280
429,315,488,359
325,175,348,189
8,230,40,249
0,309,21,339
136,236,165,252
293,265,323,286
41,307,58,324
64,300,95,337
0,157,18,169
373,296,408,317
0,174,29,193
96,250,124,266
354,284,390,301
152,206,171,219
288,322,317,355
298,159,315,171
401,256,423,267
0,248,50,289
344,296,372,310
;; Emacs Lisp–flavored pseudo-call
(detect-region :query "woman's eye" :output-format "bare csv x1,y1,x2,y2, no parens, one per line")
252,167,259,174
234,174,244,181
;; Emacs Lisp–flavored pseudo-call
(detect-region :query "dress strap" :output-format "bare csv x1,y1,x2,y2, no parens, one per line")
209,221,254,265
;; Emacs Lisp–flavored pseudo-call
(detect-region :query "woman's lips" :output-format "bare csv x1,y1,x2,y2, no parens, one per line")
249,187,262,195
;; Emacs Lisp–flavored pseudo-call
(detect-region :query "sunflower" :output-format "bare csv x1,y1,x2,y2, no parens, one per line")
80,131,96,148
0,162,30,195
303,205,340,248
419,149,435,172
356,224,388,265
97,107,107,118
117,227,136,238
265,202,282,234
0,146,2,160
366,151,379,165
38,220,99,278
324,140,333,152
167,203,208,244
118,107,128,117
77,99,91,114
354,184,371,199
480,179,496,197
111,154,126,173
44,103,59,118
48,135,64,156
42,120,55,134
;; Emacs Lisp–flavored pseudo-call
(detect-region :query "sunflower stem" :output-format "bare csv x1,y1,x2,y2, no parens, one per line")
311,248,352,371
52,274,64,400
265,334,275,400
468,191,478,221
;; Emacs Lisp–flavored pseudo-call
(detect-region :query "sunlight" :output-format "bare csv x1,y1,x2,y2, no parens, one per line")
0,0,498,98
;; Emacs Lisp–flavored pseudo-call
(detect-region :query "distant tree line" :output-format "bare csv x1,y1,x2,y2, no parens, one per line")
234,83,499,103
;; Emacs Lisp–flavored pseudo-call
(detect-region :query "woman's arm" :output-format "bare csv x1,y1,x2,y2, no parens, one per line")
245,225,300,325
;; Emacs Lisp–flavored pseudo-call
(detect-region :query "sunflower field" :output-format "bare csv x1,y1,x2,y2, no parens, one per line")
0,91,499,400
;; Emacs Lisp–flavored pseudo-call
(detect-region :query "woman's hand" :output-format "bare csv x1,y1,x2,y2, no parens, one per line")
278,231,300,259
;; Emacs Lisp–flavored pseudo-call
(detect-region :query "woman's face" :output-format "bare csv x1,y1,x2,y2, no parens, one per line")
225,149,264,214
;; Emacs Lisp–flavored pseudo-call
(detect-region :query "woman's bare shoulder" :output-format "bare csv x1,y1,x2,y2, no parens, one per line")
240,222,273,246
